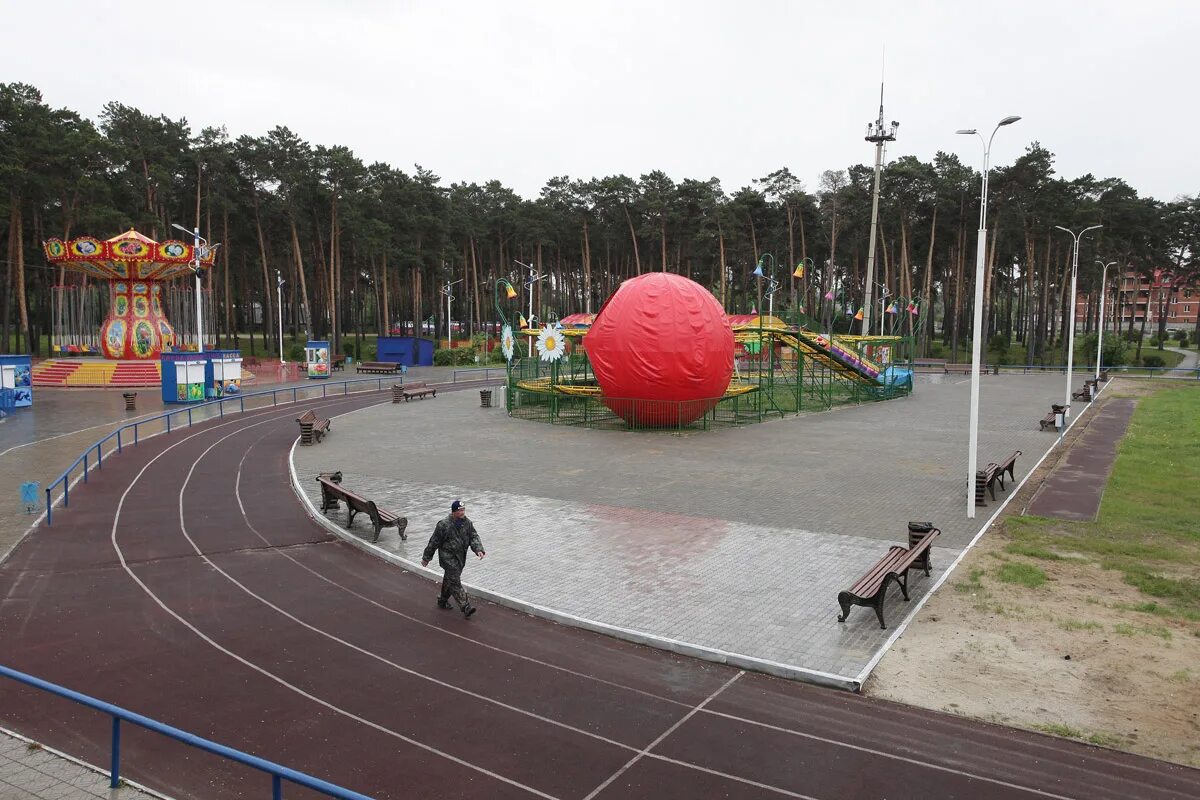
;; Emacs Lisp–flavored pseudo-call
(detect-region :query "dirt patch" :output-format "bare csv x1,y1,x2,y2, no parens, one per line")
866,381,1200,768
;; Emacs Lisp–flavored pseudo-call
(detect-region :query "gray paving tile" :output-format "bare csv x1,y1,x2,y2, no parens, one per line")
297,373,1076,680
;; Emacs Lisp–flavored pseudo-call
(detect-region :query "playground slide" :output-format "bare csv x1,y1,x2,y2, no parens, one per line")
782,330,912,387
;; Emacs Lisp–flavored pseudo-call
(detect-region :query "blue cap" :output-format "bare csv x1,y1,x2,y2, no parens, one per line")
450,499,464,512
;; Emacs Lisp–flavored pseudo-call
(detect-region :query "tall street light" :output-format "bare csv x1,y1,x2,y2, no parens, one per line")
1095,260,1117,381
276,270,285,364
171,223,218,353
957,114,1021,519
1054,224,1103,422
442,278,464,349
862,84,899,337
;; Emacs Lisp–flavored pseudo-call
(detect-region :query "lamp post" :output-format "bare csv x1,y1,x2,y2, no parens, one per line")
171,223,218,354
792,257,814,319
752,254,778,317
276,270,285,364
1095,261,1117,380
957,115,1021,519
1054,224,1102,423
863,86,899,337
442,278,463,349
514,260,545,357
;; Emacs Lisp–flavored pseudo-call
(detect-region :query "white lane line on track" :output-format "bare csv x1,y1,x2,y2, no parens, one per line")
699,709,1080,800
579,672,796,800
107,397,560,800
234,432,699,712
180,421,644,754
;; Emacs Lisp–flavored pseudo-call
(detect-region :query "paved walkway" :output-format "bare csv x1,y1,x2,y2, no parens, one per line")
295,372,1077,683
2,729,159,799
1027,396,1137,521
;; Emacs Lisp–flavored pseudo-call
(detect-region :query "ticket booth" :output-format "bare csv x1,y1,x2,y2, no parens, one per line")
306,340,331,379
210,354,243,397
0,355,33,410
161,354,207,403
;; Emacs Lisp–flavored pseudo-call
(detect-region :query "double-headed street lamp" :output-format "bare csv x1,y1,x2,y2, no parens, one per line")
171,223,219,354
957,115,1021,519
514,260,546,356
1054,224,1103,424
442,278,464,349
1095,260,1118,381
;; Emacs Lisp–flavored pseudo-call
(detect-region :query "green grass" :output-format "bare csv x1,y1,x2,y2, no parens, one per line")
953,568,986,594
1033,723,1122,748
1058,620,1102,632
996,562,1047,588
1004,386,1200,621
1004,542,1065,561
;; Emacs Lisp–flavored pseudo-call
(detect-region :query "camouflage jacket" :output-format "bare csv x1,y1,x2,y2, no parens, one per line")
422,515,484,572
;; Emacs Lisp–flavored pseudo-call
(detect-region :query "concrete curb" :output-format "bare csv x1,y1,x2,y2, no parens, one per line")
286,434,861,692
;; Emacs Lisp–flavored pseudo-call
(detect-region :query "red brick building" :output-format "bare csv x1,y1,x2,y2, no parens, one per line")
1076,269,1198,330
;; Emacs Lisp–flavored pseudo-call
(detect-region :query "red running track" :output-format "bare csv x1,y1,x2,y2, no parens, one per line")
1,385,1197,799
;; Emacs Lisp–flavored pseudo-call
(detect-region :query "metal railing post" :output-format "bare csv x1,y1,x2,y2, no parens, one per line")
83,453,88,483
273,774,283,800
110,717,121,788
117,430,122,454
46,489,52,525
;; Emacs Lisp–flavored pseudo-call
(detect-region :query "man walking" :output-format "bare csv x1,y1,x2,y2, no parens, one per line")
422,499,485,618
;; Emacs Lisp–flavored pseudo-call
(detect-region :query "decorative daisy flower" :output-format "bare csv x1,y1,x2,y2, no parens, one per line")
501,325,515,361
535,323,565,362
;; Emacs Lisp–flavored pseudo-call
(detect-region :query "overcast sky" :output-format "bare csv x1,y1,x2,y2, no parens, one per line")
4,1,1197,202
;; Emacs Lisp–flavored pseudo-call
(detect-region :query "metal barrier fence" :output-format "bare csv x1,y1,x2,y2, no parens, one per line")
44,377,401,526
989,363,1200,378
0,664,372,799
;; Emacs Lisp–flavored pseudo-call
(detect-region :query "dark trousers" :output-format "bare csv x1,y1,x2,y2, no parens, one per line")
439,568,471,609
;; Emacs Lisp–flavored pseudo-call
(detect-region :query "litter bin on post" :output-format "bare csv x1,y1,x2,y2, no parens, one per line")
1052,403,1069,430
123,392,137,411
480,389,492,408
392,384,405,404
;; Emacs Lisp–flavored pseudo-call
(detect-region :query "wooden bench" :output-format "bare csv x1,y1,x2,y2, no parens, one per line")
402,381,437,401
995,450,1021,490
296,409,331,445
1040,403,1069,432
975,463,1000,505
331,355,346,372
837,524,940,629
317,475,407,543
355,361,397,374
945,363,997,375
911,358,948,374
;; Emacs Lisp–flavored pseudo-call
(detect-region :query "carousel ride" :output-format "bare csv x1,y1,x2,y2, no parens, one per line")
35,229,216,387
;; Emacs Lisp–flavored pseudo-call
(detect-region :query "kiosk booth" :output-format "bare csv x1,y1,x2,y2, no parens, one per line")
0,355,32,410
161,353,206,403
208,351,243,397
306,340,331,378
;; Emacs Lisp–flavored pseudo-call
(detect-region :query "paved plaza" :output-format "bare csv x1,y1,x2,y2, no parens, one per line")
1,729,158,800
295,372,1081,684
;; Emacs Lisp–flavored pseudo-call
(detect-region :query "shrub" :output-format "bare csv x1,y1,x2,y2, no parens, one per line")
433,348,456,366
1141,354,1165,368
1178,331,1190,348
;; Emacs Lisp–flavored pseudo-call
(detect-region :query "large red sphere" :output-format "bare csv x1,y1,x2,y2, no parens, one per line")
584,273,733,427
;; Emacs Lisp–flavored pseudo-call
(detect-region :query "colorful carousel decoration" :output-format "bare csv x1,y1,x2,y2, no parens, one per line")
44,229,215,360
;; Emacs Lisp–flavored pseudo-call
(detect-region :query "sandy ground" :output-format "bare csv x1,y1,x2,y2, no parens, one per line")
866,380,1200,768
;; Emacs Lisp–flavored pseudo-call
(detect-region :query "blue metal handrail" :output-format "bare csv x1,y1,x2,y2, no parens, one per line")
43,377,400,526
0,664,372,799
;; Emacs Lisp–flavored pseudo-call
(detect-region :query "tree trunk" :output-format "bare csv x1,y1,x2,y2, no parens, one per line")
252,194,274,355
623,205,641,275
290,218,311,341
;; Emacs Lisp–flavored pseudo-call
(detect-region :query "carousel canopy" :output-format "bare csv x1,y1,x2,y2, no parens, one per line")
44,229,216,281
